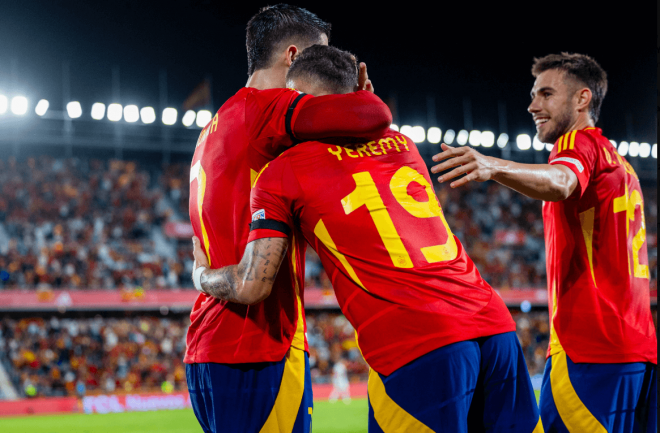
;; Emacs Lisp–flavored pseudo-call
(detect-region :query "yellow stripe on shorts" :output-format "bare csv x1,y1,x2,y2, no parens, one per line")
368,368,434,433
550,351,607,433
259,347,306,433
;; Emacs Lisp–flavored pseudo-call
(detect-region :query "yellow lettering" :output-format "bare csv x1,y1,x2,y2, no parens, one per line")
395,135,409,151
328,146,343,161
602,147,612,165
345,147,359,158
367,141,381,155
210,113,219,134
379,137,399,154
356,143,371,157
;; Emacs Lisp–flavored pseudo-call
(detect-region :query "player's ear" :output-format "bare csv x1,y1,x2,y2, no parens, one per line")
285,45,299,67
575,87,592,114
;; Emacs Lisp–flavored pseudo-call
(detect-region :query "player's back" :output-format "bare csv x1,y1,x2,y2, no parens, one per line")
186,87,307,364
543,127,656,364
253,130,515,375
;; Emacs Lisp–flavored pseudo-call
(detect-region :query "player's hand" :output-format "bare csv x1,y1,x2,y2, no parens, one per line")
191,236,210,277
430,143,498,187
356,62,374,93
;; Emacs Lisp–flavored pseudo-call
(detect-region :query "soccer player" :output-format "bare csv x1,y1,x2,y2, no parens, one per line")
186,5,392,433
328,357,351,404
430,53,657,432
191,45,541,433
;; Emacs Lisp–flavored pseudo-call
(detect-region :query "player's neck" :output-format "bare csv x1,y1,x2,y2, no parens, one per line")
566,114,595,134
245,67,286,90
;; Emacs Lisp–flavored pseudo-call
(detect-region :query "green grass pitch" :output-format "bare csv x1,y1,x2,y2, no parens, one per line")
0,392,540,432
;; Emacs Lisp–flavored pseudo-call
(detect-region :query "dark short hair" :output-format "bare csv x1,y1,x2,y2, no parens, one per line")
246,4,331,76
286,45,358,94
532,52,608,122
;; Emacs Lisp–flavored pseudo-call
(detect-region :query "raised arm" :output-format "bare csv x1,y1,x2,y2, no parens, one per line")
430,144,578,202
191,236,289,305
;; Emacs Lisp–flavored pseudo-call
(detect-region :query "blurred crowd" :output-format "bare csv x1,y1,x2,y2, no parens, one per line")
0,156,656,293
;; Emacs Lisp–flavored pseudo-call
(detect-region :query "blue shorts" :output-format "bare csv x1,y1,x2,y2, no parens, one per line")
186,347,313,433
540,350,657,433
368,331,541,433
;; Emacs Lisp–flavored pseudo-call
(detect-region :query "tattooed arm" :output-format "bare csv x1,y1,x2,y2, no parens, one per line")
191,236,289,305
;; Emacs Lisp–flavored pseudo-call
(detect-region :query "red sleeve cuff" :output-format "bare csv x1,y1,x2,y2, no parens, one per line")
550,157,589,198
248,229,289,243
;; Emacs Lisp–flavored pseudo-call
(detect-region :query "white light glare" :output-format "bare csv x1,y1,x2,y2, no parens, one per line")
545,142,554,152
400,125,413,138
91,103,106,120
196,110,213,128
609,140,617,150
107,103,123,121
497,133,509,148
628,142,639,157
66,101,82,119
639,142,650,158
427,127,442,144
444,129,456,145
469,130,481,146
618,141,629,156
182,110,196,127
162,108,178,125
456,130,469,145
11,96,28,115
390,124,399,132
0,95,7,114
481,131,495,148
35,99,49,116
516,134,531,150
532,135,545,151
140,107,156,124
123,105,140,123
410,126,426,143
652,144,657,159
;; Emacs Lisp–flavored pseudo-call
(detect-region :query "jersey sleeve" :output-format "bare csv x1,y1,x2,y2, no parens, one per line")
548,130,598,198
248,157,299,243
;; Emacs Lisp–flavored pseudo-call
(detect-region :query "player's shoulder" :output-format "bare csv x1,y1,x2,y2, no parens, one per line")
554,127,599,154
246,87,299,102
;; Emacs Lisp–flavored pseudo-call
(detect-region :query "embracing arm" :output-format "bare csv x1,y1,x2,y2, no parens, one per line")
430,144,578,202
191,236,289,305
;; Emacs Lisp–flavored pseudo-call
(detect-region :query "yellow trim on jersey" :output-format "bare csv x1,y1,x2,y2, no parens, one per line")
613,184,632,275
556,135,565,153
252,163,270,188
568,130,577,150
259,347,306,433
250,169,258,189
550,351,607,433
532,418,545,433
579,207,597,287
314,219,368,291
368,369,434,433
548,281,564,356
196,167,212,267
290,232,306,352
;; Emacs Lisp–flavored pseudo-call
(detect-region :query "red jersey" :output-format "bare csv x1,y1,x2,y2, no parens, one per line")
249,130,515,375
544,127,657,364
186,88,391,364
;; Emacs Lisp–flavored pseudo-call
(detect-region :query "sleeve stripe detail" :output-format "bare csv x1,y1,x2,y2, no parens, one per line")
569,130,577,150
550,157,584,173
557,135,564,153
285,93,307,139
249,219,291,236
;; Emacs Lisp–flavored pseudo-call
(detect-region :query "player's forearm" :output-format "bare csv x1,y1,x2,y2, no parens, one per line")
491,159,576,202
294,91,392,140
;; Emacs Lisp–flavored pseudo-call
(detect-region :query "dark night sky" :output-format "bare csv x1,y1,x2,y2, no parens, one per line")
0,1,656,142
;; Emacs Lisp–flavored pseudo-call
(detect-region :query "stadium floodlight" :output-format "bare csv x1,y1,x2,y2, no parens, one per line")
400,125,413,138
639,142,650,158
532,135,545,151
652,144,657,159
516,134,531,150
182,110,196,127
411,126,425,143
196,110,213,128
162,107,178,125
444,129,456,145
481,131,495,148
496,133,509,148
390,124,399,131
123,105,139,123
91,103,106,120
66,101,82,119
427,127,442,144
11,96,28,115
469,130,481,146
628,142,639,157
609,140,617,150
107,103,123,121
617,141,629,156
0,95,6,114
140,107,156,124
545,142,554,152
456,130,469,146
35,99,49,116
